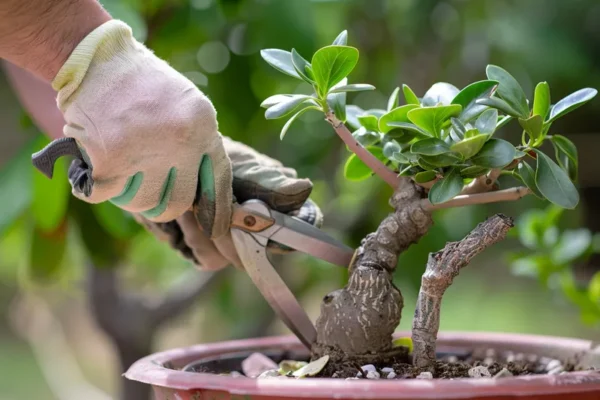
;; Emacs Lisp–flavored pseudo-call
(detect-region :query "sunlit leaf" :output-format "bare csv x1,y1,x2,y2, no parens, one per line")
411,138,451,155
379,104,419,133
548,88,598,123
311,45,359,97
386,122,430,140
475,109,498,135
551,229,592,265
486,65,529,118
533,82,551,120
327,78,347,121
421,82,459,107
358,115,379,131
534,149,579,209
387,87,401,111
280,106,318,139
332,30,348,45
476,97,521,118
407,105,462,137
352,127,381,147
519,114,544,144
293,355,329,378
428,168,463,204
265,95,313,119
402,84,420,105
329,83,375,93
261,49,301,79
261,94,294,108
383,140,402,160
450,134,490,159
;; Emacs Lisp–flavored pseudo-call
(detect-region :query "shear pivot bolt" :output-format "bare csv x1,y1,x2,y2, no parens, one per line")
244,216,257,227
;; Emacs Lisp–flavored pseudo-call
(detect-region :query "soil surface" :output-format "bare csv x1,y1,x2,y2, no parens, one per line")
185,347,587,380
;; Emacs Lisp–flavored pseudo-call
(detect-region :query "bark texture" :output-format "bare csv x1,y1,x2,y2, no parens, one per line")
312,182,432,364
411,214,513,371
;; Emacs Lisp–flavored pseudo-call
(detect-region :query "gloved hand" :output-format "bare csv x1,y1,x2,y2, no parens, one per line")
51,19,231,237
133,137,322,271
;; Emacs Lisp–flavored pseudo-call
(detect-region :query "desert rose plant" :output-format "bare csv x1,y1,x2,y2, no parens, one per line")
259,30,597,372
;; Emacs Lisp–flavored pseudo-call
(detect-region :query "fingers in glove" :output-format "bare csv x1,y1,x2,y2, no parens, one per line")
176,212,230,271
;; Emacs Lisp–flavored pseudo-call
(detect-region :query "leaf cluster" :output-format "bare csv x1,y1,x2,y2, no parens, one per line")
260,32,597,210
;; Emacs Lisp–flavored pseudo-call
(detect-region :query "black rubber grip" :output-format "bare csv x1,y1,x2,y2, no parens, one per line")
31,137,84,179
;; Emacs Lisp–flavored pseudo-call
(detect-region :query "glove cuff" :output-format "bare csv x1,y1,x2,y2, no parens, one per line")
52,20,137,109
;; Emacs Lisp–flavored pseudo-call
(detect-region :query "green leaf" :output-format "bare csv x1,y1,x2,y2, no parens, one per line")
28,223,67,282
451,118,466,138
261,49,301,79
265,95,313,119
402,84,420,105
534,149,579,209
476,97,521,118
452,80,499,122
551,229,591,265
328,92,346,123
261,94,293,108
392,337,414,353
414,170,437,183
519,114,544,143
407,105,462,137
291,49,314,84
475,109,498,135
471,139,516,168
383,140,402,161
411,138,451,156
386,122,430,139
533,82,551,120
486,65,529,118
450,134,490,160
387,87,401,111
280,106,318,139
329,83,375,93
343,147,386,181
550,135,578,182
332,30,348,45
420,152,463,167
589,272,600,303
311,45,359,97
428,169,463,204
0,139,34,235
460,165,490,178
400,165,421,176
352,127,381,147
346,105,365,129
379,105,419,133
517,162,543,199
417,157,440,171
548,88,598,123
358,115,380,131
32,136,70,232
91,203,140,239
421,83,459,107
390,151,410,164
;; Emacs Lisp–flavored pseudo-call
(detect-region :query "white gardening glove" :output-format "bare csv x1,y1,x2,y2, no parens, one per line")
134,137,321,271
50,19,232,237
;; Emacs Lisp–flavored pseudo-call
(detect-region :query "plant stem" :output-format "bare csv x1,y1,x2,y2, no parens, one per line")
411,214,513,370
422,186,531,211
325,112,402,189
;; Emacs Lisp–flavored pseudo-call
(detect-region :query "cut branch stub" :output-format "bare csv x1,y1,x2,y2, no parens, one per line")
312,182,432,364
412,214,514,371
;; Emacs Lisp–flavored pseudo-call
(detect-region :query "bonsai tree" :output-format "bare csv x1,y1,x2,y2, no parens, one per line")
259,31,597,372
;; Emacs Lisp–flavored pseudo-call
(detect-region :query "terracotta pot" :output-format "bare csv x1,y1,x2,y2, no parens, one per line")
124,331,600,400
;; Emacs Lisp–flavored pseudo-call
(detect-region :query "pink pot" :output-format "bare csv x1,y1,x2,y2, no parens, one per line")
124,332,600,400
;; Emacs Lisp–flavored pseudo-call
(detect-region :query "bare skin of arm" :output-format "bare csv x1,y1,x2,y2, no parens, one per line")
0,0,111,82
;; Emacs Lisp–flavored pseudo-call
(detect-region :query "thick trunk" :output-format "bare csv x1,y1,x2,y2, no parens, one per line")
116,340,153,400
312,182,432,364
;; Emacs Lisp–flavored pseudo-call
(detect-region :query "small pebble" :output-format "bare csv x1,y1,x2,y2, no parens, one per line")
366,371,380,379
483,357,494,366
548,366,564,375
446,355,458,363
258,369,282,379
387,371,397,379
468,366,491,378
381,367,394,374
345,377,360,380
546,359,562,371
242,353,278,378
332,372,340,378
493,368,513,379
361,364,377,373
506,354,515,363
416,372,433,379
230,371,244,378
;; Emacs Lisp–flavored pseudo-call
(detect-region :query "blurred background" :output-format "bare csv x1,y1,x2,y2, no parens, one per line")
1,0,599,399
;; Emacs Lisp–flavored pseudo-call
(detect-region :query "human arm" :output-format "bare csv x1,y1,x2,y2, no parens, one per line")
0,0,111,82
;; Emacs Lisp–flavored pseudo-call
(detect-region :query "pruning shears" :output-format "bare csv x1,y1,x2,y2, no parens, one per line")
231,200,355,348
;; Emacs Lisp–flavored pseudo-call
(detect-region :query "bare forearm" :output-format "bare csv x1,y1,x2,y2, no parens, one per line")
0,0,111,82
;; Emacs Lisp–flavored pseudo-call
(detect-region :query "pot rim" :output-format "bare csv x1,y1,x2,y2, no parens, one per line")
124,331,600,399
